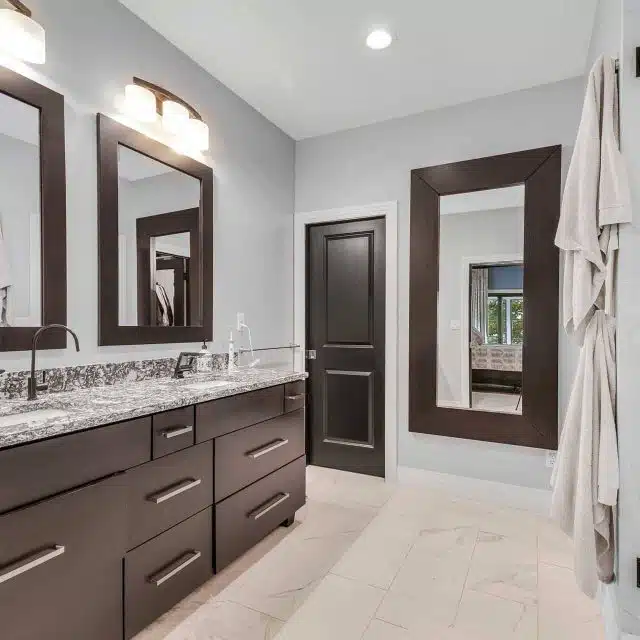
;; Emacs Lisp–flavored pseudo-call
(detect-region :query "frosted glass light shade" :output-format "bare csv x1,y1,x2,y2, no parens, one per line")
0,9,46,64
162,100,189,134
123,84,157,122
185,118,209,152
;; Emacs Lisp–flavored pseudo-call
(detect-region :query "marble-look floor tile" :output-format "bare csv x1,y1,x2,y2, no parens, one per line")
453,589,537,639
376,583,463,632
477,506,540,545
220,500,375,621
161,600,283,640
275,574,385,640
305,465,394,510
537,518,574,569
465,531,537,605
538,562,604,640
331,511,420,589
389,524,477,596
362,619,412,640
133,602,202,640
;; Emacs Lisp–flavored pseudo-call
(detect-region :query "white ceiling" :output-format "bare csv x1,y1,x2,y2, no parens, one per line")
120,0,598,139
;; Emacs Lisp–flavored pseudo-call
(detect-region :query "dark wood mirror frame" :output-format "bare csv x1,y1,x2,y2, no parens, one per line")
0,67,67,352
96,114,213,346
409,146,562,450
136,208,199,327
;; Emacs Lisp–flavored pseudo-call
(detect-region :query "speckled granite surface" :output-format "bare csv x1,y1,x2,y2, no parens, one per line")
0,368,306,450
0,354,231,399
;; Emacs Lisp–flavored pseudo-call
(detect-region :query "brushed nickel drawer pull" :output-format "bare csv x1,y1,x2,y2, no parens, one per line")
246,438,289,459
162,425,193,439
147,478,202,504
148,550,202,587
249,492,290,520
0,545,65,585
285,394,304,401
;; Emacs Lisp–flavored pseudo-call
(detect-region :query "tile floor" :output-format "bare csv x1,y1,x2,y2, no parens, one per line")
472,391,522,414
134,466,604,640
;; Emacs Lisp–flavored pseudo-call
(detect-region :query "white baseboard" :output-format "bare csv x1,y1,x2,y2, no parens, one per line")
397,465,552,515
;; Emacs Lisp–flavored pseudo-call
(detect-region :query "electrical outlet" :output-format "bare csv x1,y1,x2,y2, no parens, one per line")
545,450,557,469
236,312,245,332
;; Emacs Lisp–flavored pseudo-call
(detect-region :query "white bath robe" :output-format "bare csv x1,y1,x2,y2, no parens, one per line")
551,55,631,598
551,311,618,597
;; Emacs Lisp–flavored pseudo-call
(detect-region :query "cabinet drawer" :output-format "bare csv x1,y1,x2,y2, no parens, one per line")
127,441,213,550
0,416,151,515
215,456,306,571
125,507,213,639
215,409,305,502
196,385,284,442
0,475,126,640
284,380,306,414
152,406,195,459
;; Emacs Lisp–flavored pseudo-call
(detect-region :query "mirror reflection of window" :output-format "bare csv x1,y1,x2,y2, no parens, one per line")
117,145,201,327
0,92,41,328
436,185,524,415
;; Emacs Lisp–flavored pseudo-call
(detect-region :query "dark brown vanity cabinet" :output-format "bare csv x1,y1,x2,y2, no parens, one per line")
0,382,305,640
0,475,127,640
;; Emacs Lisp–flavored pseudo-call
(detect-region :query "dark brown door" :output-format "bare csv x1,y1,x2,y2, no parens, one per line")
307,218,385,477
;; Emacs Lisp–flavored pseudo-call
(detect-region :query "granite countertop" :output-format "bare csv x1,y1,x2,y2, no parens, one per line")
0,368,307,450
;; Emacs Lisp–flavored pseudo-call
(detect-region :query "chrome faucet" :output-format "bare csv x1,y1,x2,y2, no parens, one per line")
28,324,80,401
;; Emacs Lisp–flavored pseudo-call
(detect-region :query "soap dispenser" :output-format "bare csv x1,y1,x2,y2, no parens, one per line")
196,339,213,373
227,329,236,373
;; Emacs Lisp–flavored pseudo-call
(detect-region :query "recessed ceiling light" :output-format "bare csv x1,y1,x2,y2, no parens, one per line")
366,29,392,50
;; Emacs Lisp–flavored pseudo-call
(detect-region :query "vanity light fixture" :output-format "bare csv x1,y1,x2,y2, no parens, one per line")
120,77,209,152
0,0,46,64
366,28,392,50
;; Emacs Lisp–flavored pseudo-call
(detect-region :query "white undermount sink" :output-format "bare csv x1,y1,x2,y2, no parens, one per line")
0,409,70,428
182,380,233,392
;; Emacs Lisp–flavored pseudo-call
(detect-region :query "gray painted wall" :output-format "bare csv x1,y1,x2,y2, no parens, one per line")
616,0,640,634
2,0,294,371
296,77,585,489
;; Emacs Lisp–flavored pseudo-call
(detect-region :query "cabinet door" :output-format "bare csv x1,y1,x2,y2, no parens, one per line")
0,475,127,640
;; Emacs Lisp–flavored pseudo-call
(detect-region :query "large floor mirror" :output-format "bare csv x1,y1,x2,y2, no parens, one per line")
409,147,561,449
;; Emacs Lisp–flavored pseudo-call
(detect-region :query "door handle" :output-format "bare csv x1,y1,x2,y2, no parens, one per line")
285,394,305,401
0,545,65,585
147,550,201,587
246,439,289,459
147,478,202,504
248,492,290,520
162,425,193,439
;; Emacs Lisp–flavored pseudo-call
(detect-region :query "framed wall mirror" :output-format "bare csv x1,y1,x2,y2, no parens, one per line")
409,146,561,449
97,115,213,345
0,66,67,352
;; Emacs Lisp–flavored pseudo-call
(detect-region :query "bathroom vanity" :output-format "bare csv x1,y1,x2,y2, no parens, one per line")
0,371,306,639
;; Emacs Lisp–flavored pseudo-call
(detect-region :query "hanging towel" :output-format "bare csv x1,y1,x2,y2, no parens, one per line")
555,55,631,340
0,221,12,326
551,55,631,598
551,311,618,596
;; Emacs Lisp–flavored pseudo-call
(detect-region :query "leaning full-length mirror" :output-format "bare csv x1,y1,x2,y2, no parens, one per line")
409,147,562,450
97,114,213,346
437,186,524,414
